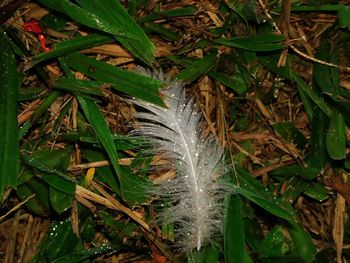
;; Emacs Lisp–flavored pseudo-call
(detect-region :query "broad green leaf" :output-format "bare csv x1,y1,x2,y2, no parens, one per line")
41,173,75,194
37,0,132,38
288,222,316,263
16,184,48,215
214,33,285,51
22,154,73,182
29,33,114,68
52,245,119,263
326,111,346,160
30,148,72,170
304,183,329,202
338,4,350,28
31,218,80,262
224,195,246,263
176,53,218,82
66,53,164,105
28,179,51,210
49,187,74,214
0,28,20,198
258,226,289,258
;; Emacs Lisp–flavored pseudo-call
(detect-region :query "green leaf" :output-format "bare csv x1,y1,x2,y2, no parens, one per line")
76,0,155,64
258,226,289,258
83,149,120,194
29,33,114,68
52,245,119,263
0,29,20,198
326,111,346,160
138,6,197,23
16,184,48,215
270,165,320,181
176,53,218,82
208,71,247,95
54,78,104,96
224,195,246,263
31,218,80,262
41,173,75,194
339,4,350,28
272,122,307,148
304,183,329,202
214,33,285,51
235,168,294,222
49,187,74,214
288,222,316,263
188,245,219,263
314,40,339,95
22,153,73,182
259,54,333,119
308,109,329,170
77,96,151,206
38,0,155,64
66,53,164,105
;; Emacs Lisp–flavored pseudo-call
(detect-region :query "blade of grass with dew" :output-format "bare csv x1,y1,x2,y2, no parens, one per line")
235,168,294,222
75,0,155,64
0,29,20,198
176,52,218,82
257,226,289,258
307,109,329,170
288,222,317,263
314,39,340,95
213,33,285,52
138,6,197,23
40,0,156,65
208,71,247,95
224,195,246,263
77,95,152,206
65,53,164,105
326,111,346,160
259,54,333,118
143,22,181,41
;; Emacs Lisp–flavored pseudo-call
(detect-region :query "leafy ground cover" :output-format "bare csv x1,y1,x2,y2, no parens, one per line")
1,0,350,262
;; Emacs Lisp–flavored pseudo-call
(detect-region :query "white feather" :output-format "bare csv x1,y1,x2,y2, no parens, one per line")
131,69,225,253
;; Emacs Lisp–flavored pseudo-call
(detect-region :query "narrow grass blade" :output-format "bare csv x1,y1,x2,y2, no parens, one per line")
39,0,155,64
66,53,164,105
326,111,346,160
224,195,246,263
28,33,114,68
77,96,151,206
214,33,285,51
0,30,20,198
